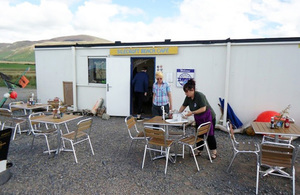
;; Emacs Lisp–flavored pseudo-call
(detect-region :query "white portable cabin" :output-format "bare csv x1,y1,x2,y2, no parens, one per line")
35,37,300,126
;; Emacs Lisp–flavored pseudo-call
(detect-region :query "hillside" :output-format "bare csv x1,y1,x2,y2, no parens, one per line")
0,35,112,63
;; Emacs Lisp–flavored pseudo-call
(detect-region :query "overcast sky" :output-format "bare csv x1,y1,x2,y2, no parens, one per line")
1,0,300,43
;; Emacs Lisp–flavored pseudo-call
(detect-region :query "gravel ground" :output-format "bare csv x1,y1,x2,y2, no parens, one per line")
1,87,300,194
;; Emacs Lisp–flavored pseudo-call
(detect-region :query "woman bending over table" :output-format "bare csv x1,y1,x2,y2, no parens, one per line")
178,79,217,159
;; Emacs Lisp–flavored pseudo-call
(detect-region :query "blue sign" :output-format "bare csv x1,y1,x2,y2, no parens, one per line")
176,69,195,87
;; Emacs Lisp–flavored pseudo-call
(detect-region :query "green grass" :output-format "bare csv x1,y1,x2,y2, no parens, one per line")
6,49,35,62
0,51,13,59
0,44,35,62
0,63,35,69
0,63,36,88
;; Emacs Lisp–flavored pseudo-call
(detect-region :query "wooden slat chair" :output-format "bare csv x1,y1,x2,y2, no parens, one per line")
0,108,27,140
256,143,298,195
9,101,32,134
125,116,145,155
178,121,212,171
29,112,57,154
61,118,94,163
226,121,260,172
142,126,175,174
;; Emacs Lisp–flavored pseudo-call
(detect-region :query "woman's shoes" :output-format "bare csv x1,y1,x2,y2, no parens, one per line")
190,150,201,157
211,150,217,159
190,149,217,159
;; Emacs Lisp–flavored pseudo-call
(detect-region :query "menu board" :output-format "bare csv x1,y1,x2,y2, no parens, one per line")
0,128,12,172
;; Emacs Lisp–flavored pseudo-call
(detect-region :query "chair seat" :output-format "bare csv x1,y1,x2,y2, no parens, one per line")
10,118,26,124
35,128,57,134
136,131,144,137
179,135,203,145
169,131,184,135
62,131,86,140
148,138,173,147
236,141,258,151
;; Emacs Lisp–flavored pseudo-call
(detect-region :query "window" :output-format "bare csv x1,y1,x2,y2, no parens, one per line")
88,58,106,84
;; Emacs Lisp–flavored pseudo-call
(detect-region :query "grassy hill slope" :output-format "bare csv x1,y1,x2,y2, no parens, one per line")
0,35,112,63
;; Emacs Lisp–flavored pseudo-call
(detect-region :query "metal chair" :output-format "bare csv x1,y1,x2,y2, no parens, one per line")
29,112,57,154
178,121,212,171
226,121,260,172
61,118,94,163
0,108,27,140
256,143,298,195
9,101,28,116
125,115,145,155
142,126,175,174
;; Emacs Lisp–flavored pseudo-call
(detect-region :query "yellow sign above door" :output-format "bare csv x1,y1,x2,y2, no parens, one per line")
110,46,178,56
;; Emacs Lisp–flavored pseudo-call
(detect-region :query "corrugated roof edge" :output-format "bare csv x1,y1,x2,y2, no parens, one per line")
34,37,300,48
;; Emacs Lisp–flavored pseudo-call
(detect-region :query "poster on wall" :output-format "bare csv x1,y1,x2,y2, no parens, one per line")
176,69,195,87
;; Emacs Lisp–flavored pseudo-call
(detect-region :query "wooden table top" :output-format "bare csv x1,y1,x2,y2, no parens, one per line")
31,114,82,125
252,122,300,137
143,116,188,126
11,103,49,110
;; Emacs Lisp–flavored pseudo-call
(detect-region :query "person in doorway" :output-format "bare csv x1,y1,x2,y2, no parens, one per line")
132,66,149,121
178,79,217,159
152,71,172,117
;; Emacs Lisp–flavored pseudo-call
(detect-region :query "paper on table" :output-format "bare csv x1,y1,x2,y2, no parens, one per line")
165,119,188,123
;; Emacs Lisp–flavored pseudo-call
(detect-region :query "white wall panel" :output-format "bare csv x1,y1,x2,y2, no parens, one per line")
156,45,227,120
77,86,106,110
35,48,73,103
35,41,300,126
229,44,300,125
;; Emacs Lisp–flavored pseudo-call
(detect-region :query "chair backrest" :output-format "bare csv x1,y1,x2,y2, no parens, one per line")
226,121,238,146
261,143,296,168
194,121,211,144
73,118,93,140
0,108,13,129
9,101,26,112
125,116,139,139
144,126,167,146
0,108,13,118
28,112,46,133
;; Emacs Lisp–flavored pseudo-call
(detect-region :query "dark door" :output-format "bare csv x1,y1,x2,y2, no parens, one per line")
131,57,155,117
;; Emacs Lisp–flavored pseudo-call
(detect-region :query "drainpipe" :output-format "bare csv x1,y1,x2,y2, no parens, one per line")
71,46,77,111
222,39,231,126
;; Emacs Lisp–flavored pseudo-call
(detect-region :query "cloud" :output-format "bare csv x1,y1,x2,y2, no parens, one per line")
0,0,73,42
0,0,299,43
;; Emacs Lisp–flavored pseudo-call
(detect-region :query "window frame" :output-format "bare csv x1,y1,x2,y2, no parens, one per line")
88,57,106,85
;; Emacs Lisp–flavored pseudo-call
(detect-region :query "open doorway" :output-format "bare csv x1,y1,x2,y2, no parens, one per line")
131,57,155,117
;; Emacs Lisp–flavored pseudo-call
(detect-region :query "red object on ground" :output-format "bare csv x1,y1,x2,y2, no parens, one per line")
256,111,280,122
10,91,18,99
